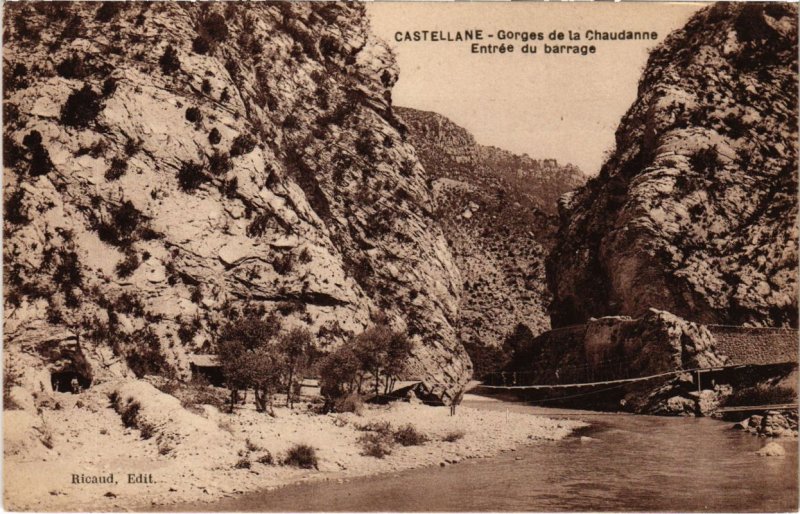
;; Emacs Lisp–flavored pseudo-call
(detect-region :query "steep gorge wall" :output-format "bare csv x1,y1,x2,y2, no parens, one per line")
398,107,585,371
3,2,470,401
547,3,798,329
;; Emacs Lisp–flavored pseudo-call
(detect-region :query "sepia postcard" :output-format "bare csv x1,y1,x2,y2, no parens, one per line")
2,1,798,512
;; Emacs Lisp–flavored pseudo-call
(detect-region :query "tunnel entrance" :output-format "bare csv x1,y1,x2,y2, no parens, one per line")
51,371,92,393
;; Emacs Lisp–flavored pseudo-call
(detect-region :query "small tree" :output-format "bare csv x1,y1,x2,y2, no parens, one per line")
319,320,413,409
249,345,284,416
383,330,413,395
352,324,391,396
217,339,250,412
278,327,313,409
318,345,360,411
352,321,411,397
217,313,282,413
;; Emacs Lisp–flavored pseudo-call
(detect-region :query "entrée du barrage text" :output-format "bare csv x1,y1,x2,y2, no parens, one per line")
394,29,659,55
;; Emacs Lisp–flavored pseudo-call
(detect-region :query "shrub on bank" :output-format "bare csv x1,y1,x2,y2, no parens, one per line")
139,421,156,440
358,432,393,459
357,420,392,435
442,430,465,442
256,452,274,465
118,399,141,428
393,424,428,446
282,443,318,469
155,377,227,413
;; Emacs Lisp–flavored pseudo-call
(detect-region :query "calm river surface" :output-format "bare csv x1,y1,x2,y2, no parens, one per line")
180,398,798,512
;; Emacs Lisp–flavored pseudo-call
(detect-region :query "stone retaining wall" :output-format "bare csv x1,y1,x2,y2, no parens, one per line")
707,325,798,366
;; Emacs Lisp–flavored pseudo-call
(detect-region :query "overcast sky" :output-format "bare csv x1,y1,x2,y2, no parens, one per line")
368,3,705,175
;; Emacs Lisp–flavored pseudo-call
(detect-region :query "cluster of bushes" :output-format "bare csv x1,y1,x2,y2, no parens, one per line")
118,328,172,379
20,130,55,177
272,253,294,275
177,146,242,194
689,146,722,176
3,363,23,410
157,376,227,414
56,52,92,80
356,421,429,459
96,200,147,247
61,84,104,128
282,443,318,469
234,443,316,471
229,134,257,157
318,318,413,412
216,314,315,413
114,248,140,278
192,12,228,56
159,45,181,74
278,17,318,60
105,158,128,181
246,213,275,238
208,150,231,175
95,2,123,23
177,161,209,192
355,131,377,159
39,245,84,308
3,62,29,91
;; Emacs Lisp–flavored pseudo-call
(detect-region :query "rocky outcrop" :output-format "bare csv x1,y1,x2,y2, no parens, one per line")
511,310,728,381
756,441,787,456
547,3,798,328
2,3,470,401
397,107,585,372
506,309,732,415
735,411,798,438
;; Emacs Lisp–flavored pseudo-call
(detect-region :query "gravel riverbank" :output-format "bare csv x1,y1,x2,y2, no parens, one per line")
4,384,586,511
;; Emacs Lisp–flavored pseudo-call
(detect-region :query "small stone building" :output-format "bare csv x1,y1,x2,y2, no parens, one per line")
188,354,224,386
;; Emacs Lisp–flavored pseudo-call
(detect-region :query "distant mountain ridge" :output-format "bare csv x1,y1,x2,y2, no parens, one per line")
397,106,586,374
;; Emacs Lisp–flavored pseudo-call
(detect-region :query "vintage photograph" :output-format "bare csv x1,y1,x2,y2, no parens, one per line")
2,1,797,511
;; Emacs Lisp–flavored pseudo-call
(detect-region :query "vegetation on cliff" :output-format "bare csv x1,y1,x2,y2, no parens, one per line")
547,3,798,328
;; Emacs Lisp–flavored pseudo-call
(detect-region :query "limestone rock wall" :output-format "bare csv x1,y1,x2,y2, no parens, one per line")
547,3,798,328
3,2,470,401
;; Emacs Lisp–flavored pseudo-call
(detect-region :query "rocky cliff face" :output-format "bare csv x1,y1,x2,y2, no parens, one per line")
548,3,798,328
3,2,470,401
398,107,585,373
506,309,732,415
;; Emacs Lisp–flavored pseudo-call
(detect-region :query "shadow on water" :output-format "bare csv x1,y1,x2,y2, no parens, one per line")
165,398,798,512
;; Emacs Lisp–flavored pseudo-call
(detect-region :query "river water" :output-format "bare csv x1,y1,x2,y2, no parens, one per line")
180,398,798,512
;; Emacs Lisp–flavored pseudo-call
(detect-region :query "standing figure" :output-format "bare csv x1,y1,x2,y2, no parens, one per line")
449,388,465,416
